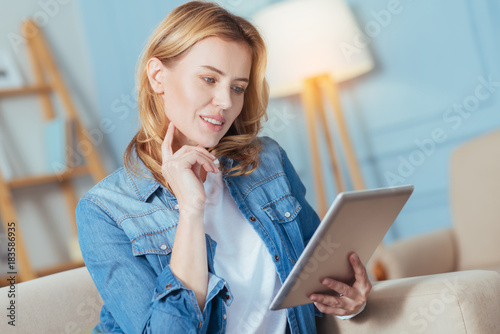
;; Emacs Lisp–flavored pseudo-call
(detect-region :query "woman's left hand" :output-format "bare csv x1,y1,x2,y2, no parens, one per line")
308,252,371,317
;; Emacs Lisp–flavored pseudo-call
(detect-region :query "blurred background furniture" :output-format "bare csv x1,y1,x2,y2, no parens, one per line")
0,20,107,283
370,129,500,280
1,266,499,333
253,0,374,216
0,267,101,333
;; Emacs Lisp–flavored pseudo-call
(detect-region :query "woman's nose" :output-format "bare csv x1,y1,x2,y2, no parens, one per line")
212,86,232,110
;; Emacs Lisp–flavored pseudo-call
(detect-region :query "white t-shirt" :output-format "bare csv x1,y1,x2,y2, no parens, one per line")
203,170,288,334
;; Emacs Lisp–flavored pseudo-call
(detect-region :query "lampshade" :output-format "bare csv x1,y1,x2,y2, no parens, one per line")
252,0,374,97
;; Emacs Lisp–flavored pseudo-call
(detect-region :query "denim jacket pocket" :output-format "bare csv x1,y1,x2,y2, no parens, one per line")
131,226,177,256
131,226,178,276
262,194,302,223
262,194,304,263
118,207,178,256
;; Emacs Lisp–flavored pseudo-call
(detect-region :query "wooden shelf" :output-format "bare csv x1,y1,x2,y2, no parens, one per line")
0,19,108,284
0,85,52,98
7,166,89,188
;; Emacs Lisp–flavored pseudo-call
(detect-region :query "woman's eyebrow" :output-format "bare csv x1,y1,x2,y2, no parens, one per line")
200,65,249,82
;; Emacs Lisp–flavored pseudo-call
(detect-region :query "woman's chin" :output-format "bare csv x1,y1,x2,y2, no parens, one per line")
195,138,221,149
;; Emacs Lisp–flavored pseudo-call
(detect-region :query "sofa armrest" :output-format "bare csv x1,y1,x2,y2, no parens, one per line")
316,270,500,334
369,229,456,280
0,267,103,333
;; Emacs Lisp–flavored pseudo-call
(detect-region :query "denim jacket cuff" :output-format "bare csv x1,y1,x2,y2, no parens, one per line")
154,264,187,300
152,265,207,328
205,272,233,308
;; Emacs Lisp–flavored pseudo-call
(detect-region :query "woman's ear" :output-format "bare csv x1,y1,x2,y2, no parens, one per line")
147,57,165,94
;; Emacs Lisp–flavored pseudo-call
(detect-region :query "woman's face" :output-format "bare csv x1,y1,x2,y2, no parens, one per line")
148,36,252,150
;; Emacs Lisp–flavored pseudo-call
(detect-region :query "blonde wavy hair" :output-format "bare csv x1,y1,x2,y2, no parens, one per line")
124,1,269,190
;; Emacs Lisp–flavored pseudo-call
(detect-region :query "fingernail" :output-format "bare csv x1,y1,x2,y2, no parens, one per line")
310,295,318,301
323,279,332,285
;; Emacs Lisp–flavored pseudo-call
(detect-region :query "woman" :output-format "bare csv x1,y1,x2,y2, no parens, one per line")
76,2,371,333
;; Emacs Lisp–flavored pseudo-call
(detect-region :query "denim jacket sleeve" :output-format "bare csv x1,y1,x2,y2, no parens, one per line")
76,197,224,333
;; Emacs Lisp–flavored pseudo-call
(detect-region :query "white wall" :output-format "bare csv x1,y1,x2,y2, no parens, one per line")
0,0,115,272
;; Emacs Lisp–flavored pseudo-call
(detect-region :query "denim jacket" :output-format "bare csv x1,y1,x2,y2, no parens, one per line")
76,136,322,333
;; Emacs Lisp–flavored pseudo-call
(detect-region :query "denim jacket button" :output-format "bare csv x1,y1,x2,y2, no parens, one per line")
284,211,291,218
165,283,172,289
249,216,256,222
160,244,167,251
274,255,279,261
174,204,179,210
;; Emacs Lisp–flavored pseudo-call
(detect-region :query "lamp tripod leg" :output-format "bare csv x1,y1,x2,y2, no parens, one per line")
301,78,328,216
315,84,346,193
321,75,365,190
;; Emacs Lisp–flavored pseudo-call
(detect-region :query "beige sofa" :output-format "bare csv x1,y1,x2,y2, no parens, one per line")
3,130,499,333
370,129,500,280
1,266,499,333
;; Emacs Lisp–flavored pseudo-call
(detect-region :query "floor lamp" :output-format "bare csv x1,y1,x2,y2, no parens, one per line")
254,0,374,216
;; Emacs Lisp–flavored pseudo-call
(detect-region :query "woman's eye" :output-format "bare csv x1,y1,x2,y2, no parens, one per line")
203,77,215,84
232,86,246,94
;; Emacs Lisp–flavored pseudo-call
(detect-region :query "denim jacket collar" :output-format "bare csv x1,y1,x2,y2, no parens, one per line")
124,154,162,202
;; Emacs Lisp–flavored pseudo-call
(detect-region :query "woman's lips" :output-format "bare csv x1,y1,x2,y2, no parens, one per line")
200,115,224,132
200,114,226,124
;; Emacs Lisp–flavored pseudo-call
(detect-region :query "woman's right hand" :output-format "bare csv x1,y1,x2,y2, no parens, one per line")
161,122,219,215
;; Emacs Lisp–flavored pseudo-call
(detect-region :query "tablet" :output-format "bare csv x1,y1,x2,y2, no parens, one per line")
269,185,414,310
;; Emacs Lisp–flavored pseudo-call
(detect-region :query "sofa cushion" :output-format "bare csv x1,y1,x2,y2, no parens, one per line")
0,267,103,333
450,129,500,271
316,270,500,334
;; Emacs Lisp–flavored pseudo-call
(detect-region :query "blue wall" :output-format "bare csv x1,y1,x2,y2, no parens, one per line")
77,0,186,166
341,0,500,242
77,0,500,244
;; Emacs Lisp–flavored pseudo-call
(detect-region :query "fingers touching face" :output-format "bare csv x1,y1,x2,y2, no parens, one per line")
161,122,175,160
